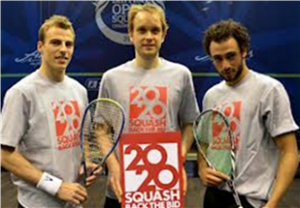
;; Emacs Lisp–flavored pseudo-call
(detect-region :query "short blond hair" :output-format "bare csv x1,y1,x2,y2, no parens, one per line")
39,15,75,43
128,3,169,33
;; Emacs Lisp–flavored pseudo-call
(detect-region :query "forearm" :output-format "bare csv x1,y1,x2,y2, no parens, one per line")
1,146,42,186
197,153,208,172
267,151,298,206
105,150,122,201
267,133,298,207
181,124,194,158
106,152,120,173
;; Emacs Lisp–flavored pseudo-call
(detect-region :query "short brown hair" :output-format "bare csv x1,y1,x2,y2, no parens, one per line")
203,19,250,56
39,15,75,43
128,3,169,33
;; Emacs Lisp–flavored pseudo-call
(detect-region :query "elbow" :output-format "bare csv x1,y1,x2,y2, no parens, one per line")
1,145,16,168
1,151,8,169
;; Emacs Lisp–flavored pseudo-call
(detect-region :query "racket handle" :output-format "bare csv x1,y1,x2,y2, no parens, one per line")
90,166,99,176
89,162,105,176
228,179,243,208
82,160,88,179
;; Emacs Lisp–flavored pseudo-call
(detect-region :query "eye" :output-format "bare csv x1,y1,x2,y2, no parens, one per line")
137,27,146,34
65,41,74,48
212,56,222,63
50,39,61,46
226,52,236,61
152,28,160,34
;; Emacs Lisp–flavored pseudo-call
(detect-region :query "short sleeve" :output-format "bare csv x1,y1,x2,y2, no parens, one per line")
260,82,299,137
178,69,200,124
1,88,29,147
98,74,109,99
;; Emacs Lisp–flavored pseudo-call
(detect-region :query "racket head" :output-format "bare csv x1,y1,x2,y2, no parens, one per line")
193,109,235,176
80,98,125,176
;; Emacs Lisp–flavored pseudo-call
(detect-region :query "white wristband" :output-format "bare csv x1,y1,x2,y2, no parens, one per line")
36,172,63,196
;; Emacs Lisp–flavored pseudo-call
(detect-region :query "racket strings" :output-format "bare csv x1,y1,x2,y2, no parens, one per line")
194,111,234,176
194,110,242,207
82,101,123,165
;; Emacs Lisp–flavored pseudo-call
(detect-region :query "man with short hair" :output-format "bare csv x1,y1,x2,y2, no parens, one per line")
98,4,199,208
199,19,299,208
1,15,100,208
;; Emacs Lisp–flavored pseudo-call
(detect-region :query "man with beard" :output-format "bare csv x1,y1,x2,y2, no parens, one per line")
198,19,299,208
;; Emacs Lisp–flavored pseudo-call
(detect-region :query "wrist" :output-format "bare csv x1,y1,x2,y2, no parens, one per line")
266,199,279,208
36,172,62,196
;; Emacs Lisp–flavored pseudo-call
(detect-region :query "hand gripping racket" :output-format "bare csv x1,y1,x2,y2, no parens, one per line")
81,98,125,178
193,109,243,208
65,98,125,208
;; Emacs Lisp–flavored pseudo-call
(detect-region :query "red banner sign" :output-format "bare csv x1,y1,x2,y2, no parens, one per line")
119,132,184,208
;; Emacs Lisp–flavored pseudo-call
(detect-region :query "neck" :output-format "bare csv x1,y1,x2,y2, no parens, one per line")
135,54,161,70
39,64,65,83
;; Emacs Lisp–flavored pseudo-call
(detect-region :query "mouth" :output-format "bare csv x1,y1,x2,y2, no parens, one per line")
55,56,68,60
223,68,234,75
55,57,69,65
55,56,69,63
142,44,155,47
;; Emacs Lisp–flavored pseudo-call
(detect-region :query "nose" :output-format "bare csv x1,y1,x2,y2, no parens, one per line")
58,44,68,57
145,31,153,40
221,59,231,70
59,43,67,52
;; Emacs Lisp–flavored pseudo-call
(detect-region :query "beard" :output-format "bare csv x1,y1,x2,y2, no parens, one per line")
220,61,244,83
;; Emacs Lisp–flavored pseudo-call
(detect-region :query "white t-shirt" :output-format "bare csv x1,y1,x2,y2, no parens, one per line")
203,70,299,207
98,58,200,199
1,70,88,208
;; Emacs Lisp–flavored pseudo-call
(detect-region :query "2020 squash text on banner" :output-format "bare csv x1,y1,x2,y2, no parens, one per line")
119,132,184,208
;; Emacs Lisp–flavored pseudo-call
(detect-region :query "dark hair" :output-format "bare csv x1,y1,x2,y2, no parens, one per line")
203,19,250,56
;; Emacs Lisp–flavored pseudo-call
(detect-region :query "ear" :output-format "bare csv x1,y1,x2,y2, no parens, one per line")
242,50,247,59
37,41,43,54
129,31,134,43
161,31,167,44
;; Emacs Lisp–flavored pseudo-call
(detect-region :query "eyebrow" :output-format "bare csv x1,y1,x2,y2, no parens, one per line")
212,51,237,58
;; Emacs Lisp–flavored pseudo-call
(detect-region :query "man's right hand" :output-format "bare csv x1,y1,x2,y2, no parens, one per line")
198,166,230,187
56,182,88,205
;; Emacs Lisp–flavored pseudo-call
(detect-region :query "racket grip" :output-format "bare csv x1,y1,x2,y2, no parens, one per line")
89,162,105,176
90,166,99,176
82,160,88,179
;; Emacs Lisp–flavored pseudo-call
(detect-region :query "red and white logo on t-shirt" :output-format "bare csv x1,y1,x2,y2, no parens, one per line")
129,86,167,133
52,100,81,150
217,101,242,150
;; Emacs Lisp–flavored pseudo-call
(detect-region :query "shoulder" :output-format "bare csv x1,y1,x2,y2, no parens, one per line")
103,61,132,78
2,72,42,106
161,59,193,84
162,59,191,74
65,76,87,93
204,80,224,96
250,70,285,94
65,76,85,88
7,71,40,95
252,71,281,85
